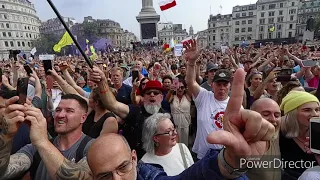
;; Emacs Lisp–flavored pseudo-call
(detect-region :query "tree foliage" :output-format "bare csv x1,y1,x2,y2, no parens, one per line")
82,22,99,39
31,33,61,54
315,15,320,35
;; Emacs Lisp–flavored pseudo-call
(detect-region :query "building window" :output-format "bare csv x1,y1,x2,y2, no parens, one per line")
10,41,13,47
289,9,296,14
235,28,239,33
1,5,4,8
261,5,265,10
292,2,295,6
242,13,246,17
249,6,254,10
235,37,239,41
236,13,240,17
17,41,20,46
0,24,3,28
242,7,247,11
278,17,284,22
4,14,7,19
259,26,264,31
248,27,252,32
289,32,292,37
261,12,265,17
248,20,253,24
248,35,252,40
289,24,293,29
268,18,274,24
277,32,281,38
213,29,215,33
259,34,263,39
8,32,11,37
242,20,246,25
28,42,30,47
277,24,282,30
290,15,294,21
22,42,25,47
259,19,265,24
269,4,276,9
241,28,246,32
268,33,272,39
4,41,8,47
279,10,283,15
2,32,5,37
269,11,275,16
212,36,215,40
236,21,239,25
280,3,283,8
249,12,253,16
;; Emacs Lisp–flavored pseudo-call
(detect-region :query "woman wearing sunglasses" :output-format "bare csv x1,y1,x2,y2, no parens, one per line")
141,113,194,176
165,78,192,146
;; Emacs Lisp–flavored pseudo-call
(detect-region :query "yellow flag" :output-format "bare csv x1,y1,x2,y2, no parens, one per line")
53,32,73,52
269,25,275,32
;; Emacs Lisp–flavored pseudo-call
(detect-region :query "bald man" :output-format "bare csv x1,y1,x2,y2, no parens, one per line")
247,98,282,180
88,133,248,180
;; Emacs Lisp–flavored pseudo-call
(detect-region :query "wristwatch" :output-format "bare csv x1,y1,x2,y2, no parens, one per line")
218,148,248,177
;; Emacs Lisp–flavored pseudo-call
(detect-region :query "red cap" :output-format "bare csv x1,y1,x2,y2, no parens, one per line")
142,80,164,95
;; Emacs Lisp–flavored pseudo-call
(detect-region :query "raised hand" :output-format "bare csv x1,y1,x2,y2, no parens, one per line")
184,39,200,63
207,69,275,170
90,66,106,84
0,96,26,138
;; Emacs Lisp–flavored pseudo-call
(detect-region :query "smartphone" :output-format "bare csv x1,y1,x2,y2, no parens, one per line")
16,77,29,104
24,65,32,76
310,117,320,154
0,68,2,82
278,69,293,76
132,70,139,83
43,60,52,75
301,59,320,67
253,42,261,49
46,76,53,90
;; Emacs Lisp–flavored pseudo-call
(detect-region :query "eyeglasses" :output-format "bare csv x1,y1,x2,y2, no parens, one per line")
96,159,133,180
141,82,147,86
155,128,177,136
178,86,185,89
145,91,161,96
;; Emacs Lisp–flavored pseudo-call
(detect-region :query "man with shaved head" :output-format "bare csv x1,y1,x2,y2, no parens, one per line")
247,98,282,180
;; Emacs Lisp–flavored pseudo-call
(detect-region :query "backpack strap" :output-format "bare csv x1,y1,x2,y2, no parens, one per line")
75,135,93,163
29,138,54,180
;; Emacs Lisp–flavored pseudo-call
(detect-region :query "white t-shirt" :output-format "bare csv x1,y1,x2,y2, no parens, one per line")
192,87,229,159
141,143,194,176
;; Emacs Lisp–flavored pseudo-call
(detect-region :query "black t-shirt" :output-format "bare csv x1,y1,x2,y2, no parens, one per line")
280,133,317,179
83,111,115,138
119,105,168,160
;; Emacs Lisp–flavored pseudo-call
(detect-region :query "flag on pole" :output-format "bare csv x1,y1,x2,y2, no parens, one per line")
159,0,176,11
30,47,36,55
53,32,73,52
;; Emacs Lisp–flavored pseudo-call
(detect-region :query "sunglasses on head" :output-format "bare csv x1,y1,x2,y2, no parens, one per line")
145,91,161,96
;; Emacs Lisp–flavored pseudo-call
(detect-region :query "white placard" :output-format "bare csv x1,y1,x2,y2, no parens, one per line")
174,44,183,57
221,46,229,54
39,54,55,60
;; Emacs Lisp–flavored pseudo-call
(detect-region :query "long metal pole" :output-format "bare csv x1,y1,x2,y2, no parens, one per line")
46,0,93,69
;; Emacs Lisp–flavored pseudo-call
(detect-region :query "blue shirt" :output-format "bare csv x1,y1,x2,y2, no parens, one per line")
293,65,305,86
112,84,132,105
161,91,171,113
137,149,248,180
83,86,92,93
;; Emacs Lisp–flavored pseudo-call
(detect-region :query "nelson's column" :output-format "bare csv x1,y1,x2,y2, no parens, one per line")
136,0,160,43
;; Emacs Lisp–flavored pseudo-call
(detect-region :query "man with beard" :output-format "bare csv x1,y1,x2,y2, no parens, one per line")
90,67,167,159
248,98,281,180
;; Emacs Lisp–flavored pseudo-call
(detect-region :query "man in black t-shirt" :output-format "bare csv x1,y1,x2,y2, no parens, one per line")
90,67,168,159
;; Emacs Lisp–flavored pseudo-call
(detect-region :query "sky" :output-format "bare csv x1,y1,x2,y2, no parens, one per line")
32,0,255,40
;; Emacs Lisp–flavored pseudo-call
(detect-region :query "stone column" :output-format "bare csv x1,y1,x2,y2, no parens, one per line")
142,0,153,7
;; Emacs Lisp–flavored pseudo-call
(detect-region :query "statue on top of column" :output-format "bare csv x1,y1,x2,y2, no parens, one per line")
142,0,153,7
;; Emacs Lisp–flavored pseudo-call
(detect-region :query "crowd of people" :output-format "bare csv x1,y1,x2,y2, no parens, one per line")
0,39,319,180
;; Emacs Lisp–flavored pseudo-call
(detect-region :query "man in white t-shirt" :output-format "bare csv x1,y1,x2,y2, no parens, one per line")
185,42,232,160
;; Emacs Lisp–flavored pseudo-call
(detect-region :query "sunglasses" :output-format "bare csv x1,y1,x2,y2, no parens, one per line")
145,91,161,96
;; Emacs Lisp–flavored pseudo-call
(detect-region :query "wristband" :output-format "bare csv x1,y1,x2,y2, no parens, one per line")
218,148,248,177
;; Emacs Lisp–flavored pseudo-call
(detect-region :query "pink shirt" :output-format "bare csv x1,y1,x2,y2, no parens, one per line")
308,76,319,88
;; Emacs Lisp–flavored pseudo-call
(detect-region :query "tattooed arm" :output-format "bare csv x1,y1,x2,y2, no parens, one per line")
0,133,13,177
35,139,92,180
0,153,32,179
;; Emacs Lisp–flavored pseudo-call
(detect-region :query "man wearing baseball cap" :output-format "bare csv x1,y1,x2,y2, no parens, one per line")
200,63,219,91
186,43,233,160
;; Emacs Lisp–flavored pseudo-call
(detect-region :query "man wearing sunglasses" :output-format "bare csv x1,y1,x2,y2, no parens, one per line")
90,67,168,160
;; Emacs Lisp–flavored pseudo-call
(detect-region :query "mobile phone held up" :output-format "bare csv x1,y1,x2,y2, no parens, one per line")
43,60,53,75
16,77,29,104
24,65,32,76
132,70,139,83
310,117,320,154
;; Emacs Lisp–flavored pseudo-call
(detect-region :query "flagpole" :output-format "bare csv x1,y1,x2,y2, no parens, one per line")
46,0,93,69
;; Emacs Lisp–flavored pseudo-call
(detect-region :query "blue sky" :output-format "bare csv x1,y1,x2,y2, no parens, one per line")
33,0,254,39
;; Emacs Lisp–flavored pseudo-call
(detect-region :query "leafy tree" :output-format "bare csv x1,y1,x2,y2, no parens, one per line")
82,22,99,39
31,33,61,54
315,15,320,36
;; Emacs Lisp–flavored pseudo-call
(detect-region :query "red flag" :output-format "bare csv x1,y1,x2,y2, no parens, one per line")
159,0,176,11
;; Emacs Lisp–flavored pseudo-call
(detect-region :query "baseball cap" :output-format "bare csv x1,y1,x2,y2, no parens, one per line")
206,63,219,72
213,69,232,82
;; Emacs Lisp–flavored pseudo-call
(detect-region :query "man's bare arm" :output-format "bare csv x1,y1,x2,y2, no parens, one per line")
0,133,13,177
0,153,32,179
56,158,92,180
